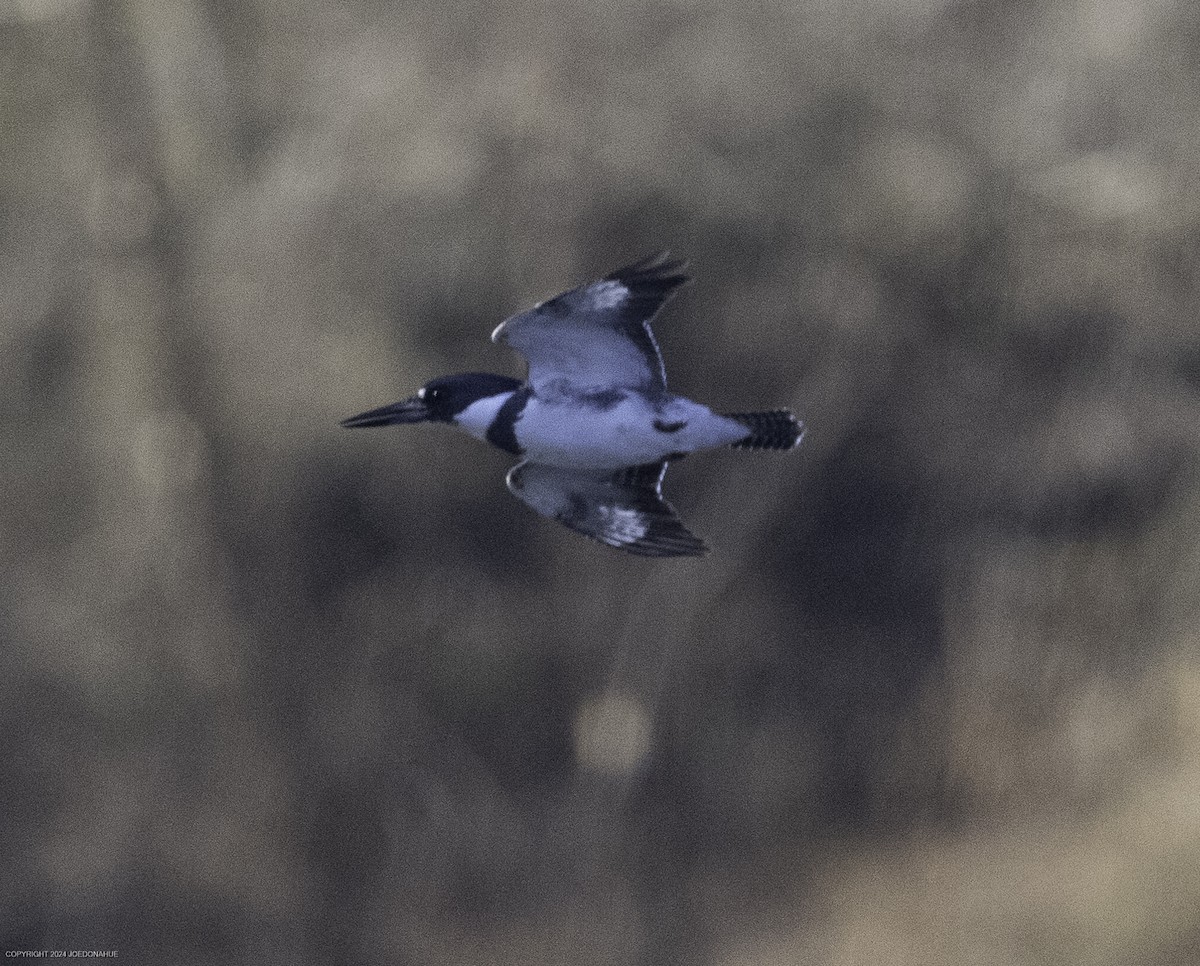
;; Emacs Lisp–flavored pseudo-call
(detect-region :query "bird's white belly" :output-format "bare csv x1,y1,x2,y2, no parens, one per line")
514,395,744,469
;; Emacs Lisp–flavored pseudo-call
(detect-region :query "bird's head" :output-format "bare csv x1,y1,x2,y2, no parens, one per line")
341,372,521,428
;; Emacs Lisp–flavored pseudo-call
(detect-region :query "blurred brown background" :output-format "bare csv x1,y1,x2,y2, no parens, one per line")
4,0,1200,962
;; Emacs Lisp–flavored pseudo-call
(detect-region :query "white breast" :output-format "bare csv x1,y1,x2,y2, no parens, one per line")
513,394,747,470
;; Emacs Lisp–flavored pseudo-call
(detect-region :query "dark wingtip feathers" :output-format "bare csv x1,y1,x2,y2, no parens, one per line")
594,521,710,557
614,511,710,557
724,410,805,451
605,251,691,296
593,462,709,557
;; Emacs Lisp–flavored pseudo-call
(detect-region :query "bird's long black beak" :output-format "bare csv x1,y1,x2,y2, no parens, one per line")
340,397,428,428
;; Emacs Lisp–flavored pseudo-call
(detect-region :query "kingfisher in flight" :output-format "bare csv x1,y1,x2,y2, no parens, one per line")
342,254,803,557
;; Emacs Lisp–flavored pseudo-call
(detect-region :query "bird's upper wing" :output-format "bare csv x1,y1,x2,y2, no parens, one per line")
491,253,689,394
505,460,708,557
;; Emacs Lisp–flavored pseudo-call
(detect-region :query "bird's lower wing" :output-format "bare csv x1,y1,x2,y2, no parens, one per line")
505,460,708,558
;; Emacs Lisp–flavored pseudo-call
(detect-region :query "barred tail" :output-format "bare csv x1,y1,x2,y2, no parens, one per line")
723,409,805,451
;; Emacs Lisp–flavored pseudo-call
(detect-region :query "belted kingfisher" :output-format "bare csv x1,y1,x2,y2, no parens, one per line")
342,254,803,557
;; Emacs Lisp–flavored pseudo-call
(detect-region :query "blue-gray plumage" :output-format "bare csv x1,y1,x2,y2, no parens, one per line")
342,254,804,557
